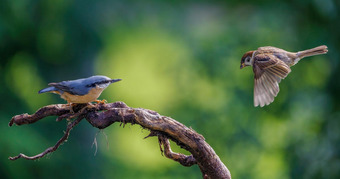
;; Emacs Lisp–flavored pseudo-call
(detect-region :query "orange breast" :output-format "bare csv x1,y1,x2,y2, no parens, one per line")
60,87,105,103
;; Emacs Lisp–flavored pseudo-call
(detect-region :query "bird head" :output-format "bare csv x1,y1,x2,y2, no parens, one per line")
240,51,254,69
85,75,122,89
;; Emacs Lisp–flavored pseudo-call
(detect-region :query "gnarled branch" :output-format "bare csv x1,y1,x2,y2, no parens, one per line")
9,101,231,179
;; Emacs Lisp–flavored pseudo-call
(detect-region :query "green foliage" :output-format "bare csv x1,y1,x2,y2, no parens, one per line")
0,0,339,178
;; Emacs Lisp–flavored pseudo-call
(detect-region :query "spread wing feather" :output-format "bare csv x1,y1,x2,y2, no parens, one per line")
253,54,291,107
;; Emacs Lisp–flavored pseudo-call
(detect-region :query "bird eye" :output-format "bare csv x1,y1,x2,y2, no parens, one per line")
246,57,250,62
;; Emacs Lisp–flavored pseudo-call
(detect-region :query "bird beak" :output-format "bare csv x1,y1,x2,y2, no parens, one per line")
240,63,245,69
110,79,122,83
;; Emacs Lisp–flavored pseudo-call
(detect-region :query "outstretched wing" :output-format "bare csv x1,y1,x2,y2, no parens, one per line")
253,53,291,107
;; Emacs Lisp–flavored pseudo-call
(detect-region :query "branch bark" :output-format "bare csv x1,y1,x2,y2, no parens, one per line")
9,102,231,179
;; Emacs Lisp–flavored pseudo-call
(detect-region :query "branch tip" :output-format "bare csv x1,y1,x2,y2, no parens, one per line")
144,131,158,139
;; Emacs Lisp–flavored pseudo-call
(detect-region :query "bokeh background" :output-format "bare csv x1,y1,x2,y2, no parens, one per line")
0,0,339,178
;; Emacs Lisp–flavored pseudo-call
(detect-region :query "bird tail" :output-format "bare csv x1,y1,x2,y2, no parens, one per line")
297,45,328,59
38,87,58,94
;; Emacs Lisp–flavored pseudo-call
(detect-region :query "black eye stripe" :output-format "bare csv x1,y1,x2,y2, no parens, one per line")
85,80,110,88
86,84,96,87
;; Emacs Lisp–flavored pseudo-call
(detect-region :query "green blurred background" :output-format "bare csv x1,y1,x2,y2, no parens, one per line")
0,0,339,178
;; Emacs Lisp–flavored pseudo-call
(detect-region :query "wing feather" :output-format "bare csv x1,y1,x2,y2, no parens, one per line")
48,83,74,94
253,53,291,107
257,46,286,54
48,81,89,96
262,73,275,96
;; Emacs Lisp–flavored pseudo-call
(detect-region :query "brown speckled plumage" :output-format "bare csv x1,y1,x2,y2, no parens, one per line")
240,45,328,107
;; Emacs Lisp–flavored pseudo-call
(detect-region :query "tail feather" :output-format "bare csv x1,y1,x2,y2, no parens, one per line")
38,87,58,94
297,45,328,58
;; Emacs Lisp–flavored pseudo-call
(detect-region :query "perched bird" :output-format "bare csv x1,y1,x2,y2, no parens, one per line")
39,75,121,104
240,45,328,107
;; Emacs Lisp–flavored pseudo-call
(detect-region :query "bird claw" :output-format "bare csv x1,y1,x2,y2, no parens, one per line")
94,99,107,104
66,103,76,113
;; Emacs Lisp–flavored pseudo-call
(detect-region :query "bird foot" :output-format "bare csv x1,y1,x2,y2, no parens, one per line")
66,103,77,114
94,99,107,104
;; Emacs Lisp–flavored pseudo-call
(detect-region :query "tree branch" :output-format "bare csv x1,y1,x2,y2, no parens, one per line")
158,135,197,166
9,102,231,179
9,116,83,160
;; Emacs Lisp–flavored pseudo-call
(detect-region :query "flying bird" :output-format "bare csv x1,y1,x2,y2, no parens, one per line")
240,45,328,107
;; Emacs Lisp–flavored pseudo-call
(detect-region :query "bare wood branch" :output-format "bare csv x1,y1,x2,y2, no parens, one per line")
9,116,83,160
9,101,231,179
158,135,197,166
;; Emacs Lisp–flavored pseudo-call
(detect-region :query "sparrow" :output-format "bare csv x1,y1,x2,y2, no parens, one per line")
240,45,328,107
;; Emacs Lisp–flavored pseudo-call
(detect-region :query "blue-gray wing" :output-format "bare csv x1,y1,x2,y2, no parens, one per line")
38,86,61,94
48,79,90,96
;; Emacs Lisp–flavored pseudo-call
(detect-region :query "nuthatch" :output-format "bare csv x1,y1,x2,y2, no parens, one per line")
39,75,121,104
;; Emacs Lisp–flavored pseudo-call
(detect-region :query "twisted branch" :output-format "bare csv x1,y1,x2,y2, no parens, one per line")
9,101,231,179
9,116,83,160
158,135,197,166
